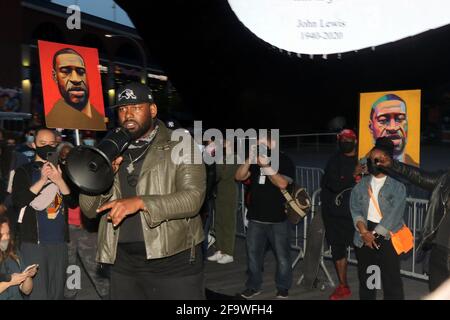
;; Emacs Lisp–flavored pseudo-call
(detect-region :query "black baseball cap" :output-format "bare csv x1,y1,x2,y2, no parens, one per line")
111,82,154,108
374,137,394,158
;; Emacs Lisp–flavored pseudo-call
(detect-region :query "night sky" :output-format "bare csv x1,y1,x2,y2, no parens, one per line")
116,0,450,133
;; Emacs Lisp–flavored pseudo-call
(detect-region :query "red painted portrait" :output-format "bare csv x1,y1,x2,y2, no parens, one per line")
38,40,106,130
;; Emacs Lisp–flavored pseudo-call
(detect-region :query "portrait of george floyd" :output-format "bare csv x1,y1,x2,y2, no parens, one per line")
38,40,106,131
358,89,421,166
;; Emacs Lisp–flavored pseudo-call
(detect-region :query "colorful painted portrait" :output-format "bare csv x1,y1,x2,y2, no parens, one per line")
359,90,421,166
38,40,106,131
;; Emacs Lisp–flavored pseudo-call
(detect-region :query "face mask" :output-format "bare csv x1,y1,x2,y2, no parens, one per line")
367,159,382,176
0,239,8,252
83,139,95,146
26,135,35,143
35,145,56,160
339,141,355,154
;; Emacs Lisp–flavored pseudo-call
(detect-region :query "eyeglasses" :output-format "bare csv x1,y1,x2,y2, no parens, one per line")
117,105,146,114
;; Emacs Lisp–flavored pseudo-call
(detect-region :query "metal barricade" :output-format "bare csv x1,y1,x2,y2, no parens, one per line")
295,166,324,195
291,188,321,262
401,198,429,280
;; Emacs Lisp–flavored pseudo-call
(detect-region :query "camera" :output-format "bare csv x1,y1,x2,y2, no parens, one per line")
258,143,271,158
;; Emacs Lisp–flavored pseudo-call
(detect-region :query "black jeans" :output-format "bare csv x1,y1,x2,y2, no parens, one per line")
110,242,205,300
355,222,404,300
429,244,450,291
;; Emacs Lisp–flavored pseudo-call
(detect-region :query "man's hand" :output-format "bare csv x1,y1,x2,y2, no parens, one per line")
96,197,145,227
112,156,124,174
257,155,271,168
371,149,393,169
46,163,71,195
47,162,64,185
39,162,52,183
9,273,27,286
361,232,379,250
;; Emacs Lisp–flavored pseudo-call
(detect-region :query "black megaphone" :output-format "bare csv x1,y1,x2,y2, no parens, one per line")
64,127,132,194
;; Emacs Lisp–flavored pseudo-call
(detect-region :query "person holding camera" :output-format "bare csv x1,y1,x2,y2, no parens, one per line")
350,137,406,300
9,128,78,299
0,215,38,299
235,132,295,299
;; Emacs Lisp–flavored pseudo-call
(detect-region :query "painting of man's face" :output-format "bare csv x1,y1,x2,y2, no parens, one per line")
369,98,407,158
53,52,90,111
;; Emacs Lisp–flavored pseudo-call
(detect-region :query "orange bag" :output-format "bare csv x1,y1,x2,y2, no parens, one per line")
368,187,414,255
390,225,414,255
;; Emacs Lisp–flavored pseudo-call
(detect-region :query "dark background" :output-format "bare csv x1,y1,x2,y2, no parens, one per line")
117,0,450,133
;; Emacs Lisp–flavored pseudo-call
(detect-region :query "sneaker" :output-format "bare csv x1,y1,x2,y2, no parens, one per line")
207,250,223,261
240,288,261,299
217,254,234,264
329,285,351,300
207,234,216,249
276,289,289,299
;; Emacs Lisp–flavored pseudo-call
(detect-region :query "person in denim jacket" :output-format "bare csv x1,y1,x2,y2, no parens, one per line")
350,137,406,300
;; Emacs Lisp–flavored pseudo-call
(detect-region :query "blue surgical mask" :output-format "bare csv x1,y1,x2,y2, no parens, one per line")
83,139,95,146
26,135,35,143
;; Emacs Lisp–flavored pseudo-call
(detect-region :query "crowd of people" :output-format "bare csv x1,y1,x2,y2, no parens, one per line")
1,81,450,300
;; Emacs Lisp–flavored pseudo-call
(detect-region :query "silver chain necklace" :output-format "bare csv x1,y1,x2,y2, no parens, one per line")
126,143,152,174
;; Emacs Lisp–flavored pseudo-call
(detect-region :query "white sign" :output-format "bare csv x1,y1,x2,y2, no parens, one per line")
228,0,450,55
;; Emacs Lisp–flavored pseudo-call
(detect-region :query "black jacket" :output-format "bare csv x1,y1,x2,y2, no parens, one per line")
9,162,78,244
321,152,357,218
390,161,450,249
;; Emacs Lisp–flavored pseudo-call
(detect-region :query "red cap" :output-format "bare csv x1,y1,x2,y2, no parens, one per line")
337,129,357,141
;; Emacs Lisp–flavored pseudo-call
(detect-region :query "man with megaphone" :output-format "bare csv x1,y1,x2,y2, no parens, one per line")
79,82,206,300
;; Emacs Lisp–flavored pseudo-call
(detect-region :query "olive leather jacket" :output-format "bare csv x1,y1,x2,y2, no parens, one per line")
79,121,206,264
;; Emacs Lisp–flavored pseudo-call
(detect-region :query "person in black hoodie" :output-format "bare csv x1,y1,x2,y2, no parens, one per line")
321,129,361,300
10,128,77,300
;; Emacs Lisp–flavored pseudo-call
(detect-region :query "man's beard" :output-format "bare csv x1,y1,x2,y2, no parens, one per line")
123,117,154,140
60,84,89,111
